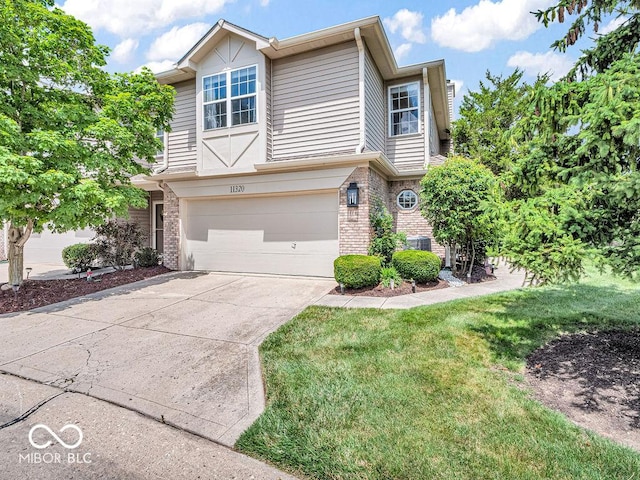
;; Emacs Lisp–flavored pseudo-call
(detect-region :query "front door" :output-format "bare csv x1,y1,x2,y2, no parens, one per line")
153,202,164,254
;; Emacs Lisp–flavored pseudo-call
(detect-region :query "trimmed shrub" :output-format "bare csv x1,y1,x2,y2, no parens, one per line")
334,255,381,289
392,250,441,283
62,243,96,272
134,247,160,267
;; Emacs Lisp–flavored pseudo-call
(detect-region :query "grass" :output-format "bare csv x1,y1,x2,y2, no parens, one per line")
236,268,640,479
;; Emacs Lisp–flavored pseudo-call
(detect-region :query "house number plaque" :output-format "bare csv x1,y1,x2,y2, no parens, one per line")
230,185,245,193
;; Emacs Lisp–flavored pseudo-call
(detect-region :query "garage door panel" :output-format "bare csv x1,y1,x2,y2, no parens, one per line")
24,228,94,265
184,193,339,277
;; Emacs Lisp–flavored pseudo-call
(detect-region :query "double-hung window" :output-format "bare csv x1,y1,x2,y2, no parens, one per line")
203,73,227,129
203,66,257,130
389,82,420,136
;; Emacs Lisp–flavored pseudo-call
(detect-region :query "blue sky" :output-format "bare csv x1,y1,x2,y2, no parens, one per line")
58,0,622,114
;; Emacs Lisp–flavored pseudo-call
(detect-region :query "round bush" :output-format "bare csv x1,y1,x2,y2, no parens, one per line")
334,255,381,289
392,250,441,283
62,243,96,272
134,247,161,267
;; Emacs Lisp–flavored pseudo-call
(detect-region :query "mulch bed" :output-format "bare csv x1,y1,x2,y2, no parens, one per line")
0,266,170,314
329,278,448,297
526,328,640,451
453,264,497,283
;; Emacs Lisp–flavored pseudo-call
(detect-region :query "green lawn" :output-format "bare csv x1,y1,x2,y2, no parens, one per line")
236,269,640,479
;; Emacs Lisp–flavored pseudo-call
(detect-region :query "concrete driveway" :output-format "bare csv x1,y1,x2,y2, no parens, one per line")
0,272,334,446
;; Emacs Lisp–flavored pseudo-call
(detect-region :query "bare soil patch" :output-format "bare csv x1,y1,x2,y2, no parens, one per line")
329,278,448,297
453,264,497,283
526,328,640,451
0,266,170,314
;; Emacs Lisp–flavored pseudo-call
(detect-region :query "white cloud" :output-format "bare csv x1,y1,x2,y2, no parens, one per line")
259,0,270,6
136,60,176,74
61,0,229,37
507,51,573,81
111,38,139,63
600,16,628,34
431,0,554,52
147,23,210,62
384,9,427,44
394,43,412,61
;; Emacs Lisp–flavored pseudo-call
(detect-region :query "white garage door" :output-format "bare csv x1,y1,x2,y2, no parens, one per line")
183,193,338,277
24,228,94,265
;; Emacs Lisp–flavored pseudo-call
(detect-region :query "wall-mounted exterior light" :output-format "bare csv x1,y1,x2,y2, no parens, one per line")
346,182,359,207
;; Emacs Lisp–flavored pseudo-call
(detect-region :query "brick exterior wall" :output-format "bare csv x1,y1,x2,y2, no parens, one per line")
162,184,180,270
339,167,370,255
338,166,445,259
388,179,445,257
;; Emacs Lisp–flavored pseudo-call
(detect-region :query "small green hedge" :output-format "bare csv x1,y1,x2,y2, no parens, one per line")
134,247,160,267
62,243,96,272
392,250,441,283
334,255,382,288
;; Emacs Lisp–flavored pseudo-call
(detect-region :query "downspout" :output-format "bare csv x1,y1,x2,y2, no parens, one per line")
153,131,169,174
354,27,366,154
423,67,431,169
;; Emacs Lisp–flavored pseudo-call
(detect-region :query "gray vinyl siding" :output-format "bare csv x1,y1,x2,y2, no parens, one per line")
271,42,360,160
167,80,197,169
386,76,426,170
265,58,273,161
364,48,385,153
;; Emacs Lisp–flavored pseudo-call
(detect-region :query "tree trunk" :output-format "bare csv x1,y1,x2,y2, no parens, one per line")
7,221,33,286
449,244,457,273
467,242,476,278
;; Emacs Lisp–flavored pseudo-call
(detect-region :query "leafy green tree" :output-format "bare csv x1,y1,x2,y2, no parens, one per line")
500,1,640,282
507,54,640,282
453,69,529,175
534,0,639,78
420,157,501,276
0,0,175,285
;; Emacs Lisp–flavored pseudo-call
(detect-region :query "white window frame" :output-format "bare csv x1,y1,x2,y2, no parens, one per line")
388,81,421,137
155,129,165,157
203,64,258,131
202,73,227,130
397,190,418,210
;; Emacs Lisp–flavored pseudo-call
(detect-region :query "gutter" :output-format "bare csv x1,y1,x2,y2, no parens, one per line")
354,27,366,154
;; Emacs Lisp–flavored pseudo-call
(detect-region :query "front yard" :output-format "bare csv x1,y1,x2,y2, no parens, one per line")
237,268,640,479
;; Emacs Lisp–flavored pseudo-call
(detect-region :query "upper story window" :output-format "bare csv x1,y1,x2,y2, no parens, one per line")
156,128,165,156
389,82,420,137
203,66,257,131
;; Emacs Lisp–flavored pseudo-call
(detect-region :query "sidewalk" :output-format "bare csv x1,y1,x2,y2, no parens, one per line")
314,266,526,309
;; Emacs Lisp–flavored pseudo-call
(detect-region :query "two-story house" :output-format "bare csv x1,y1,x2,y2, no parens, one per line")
129,16,455,278
6,16,453,274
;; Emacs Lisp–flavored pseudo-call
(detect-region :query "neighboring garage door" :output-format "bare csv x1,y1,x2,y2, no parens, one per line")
183,192,338,277
24,228,93,265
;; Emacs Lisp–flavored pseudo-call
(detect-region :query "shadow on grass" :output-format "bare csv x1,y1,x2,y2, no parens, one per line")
468,281,640,430
468,282,640,366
